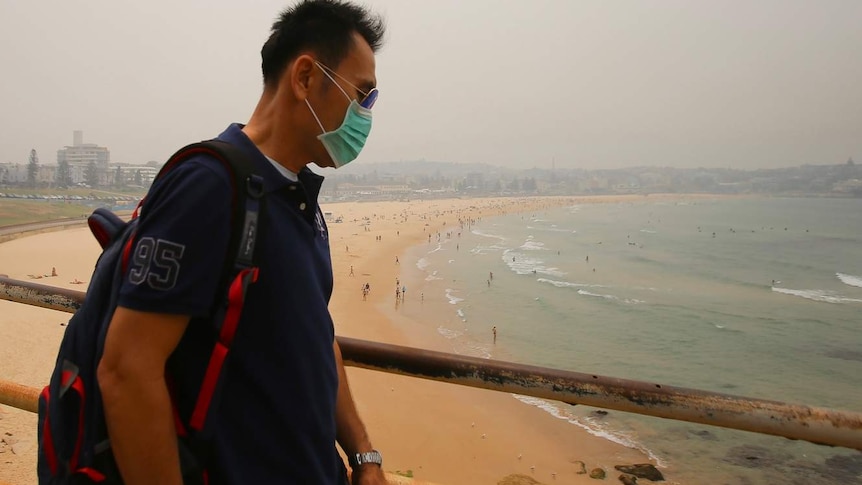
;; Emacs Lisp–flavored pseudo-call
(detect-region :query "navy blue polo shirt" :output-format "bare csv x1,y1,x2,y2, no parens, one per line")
118,124,339,484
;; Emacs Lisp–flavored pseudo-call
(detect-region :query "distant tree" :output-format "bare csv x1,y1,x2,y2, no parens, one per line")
56,160,72,188
27,149,39,188
85,161,99,187
134,169,143,186
508,178,521,192
114,166,124,187
522,177,537,193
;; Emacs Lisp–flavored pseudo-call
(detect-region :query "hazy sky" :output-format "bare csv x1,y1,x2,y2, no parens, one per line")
1,0,860,170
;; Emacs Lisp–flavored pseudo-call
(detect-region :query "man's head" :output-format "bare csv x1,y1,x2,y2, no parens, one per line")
248,0,385,170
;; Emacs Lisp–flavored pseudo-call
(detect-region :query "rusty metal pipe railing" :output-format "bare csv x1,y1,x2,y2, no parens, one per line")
2,276,861,451
0,379,39,414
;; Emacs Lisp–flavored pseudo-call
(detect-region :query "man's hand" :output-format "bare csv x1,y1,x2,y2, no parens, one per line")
333,339,388,484
352,464,388,485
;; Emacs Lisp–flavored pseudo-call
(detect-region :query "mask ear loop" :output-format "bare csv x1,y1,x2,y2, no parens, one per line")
305,99,327,134
315,62,354,102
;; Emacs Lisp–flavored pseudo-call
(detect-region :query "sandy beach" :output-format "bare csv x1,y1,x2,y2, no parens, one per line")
0,195,707,485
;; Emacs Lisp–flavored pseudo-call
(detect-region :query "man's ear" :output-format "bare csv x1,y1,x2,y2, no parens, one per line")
288,54,317,101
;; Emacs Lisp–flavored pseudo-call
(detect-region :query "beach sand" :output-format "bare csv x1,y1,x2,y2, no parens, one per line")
0,195,700,484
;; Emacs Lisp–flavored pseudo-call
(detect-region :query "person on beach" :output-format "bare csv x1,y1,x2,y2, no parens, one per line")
96,2,387,484
492,326,497,343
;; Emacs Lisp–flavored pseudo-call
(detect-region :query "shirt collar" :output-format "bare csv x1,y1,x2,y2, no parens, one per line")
216,123,325,205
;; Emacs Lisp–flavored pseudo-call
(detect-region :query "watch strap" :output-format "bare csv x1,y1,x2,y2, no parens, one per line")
349,449,382,468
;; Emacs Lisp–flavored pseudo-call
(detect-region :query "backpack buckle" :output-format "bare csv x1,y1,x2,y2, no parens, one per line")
246,175,264,199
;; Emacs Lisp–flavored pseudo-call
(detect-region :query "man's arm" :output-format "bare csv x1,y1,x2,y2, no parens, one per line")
97,306,190,485
333,340,388,485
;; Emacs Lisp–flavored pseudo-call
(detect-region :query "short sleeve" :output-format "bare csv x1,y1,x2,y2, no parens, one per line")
118,157,233,317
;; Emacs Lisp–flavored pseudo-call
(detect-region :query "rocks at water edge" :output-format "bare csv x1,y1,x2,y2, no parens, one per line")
589,468,606,479
497,474,542,485
613,464,664,481
618,474,638,485
571,460,587,474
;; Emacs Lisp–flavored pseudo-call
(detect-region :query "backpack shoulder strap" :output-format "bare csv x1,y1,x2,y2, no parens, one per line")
158,140,265,435
159,139,264,269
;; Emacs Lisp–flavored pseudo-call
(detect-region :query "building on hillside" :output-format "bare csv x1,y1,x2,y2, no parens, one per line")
0,163,56,185
57,130,110,184
109,164,159,187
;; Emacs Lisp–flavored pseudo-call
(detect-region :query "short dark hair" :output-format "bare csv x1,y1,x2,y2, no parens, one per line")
261,0,385,88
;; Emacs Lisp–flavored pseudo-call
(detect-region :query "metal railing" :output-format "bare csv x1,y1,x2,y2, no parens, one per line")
1,275,861,451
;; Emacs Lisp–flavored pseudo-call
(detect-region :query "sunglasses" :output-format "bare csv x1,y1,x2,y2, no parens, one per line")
315,60,379,110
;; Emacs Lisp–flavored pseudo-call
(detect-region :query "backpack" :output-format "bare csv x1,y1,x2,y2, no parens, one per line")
37,140,265,484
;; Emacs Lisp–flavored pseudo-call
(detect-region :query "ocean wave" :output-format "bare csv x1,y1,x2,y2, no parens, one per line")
425,270,442,281
639,229,657,234
537,278,604,289
510,395,666,467
472,229,506,242
416,257,429,270
445,288,464,304
520,240,547,251
577,289,643,304
772,287,862,304
456,308,467,322
836,273,862,288
437,326,462,339
461,342,492,359
503,251,566,277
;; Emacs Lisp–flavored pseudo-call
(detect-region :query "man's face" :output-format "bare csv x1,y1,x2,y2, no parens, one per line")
308,32,377,168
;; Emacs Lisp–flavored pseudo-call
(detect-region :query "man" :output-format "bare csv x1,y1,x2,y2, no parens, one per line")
96,2,388,484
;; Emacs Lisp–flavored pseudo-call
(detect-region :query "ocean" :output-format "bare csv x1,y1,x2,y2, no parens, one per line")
396,196,862,484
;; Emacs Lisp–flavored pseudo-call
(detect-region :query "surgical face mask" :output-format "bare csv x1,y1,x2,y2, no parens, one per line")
305,63,374,168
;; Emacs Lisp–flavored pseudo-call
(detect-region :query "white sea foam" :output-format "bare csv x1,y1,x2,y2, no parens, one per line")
577,289,643,304
472,229,506,242
437,326,462,339
578,289,618,300
837,273,862,288
537,278,601,289
416,257,429,270
448,259,455,264
510,395,666,467
445,288,464,304
772,287,862,304
456,308,467,321
520,240,547,251
425,270,442,281
463,342,492,359
639,229,657,234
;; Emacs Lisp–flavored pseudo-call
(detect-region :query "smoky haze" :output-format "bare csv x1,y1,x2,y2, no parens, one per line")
1,0,859,170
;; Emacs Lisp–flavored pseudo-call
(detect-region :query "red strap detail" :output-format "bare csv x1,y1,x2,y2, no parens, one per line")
68,376,86,472
60,369,73,390
203,469,209,485
40,386,59,476
75,467,107,482
220,268,258,344
189,342,228,431
88,219,110,249
188,268,258,431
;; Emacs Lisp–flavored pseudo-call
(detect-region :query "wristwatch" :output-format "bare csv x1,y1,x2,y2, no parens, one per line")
349,449,383,468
